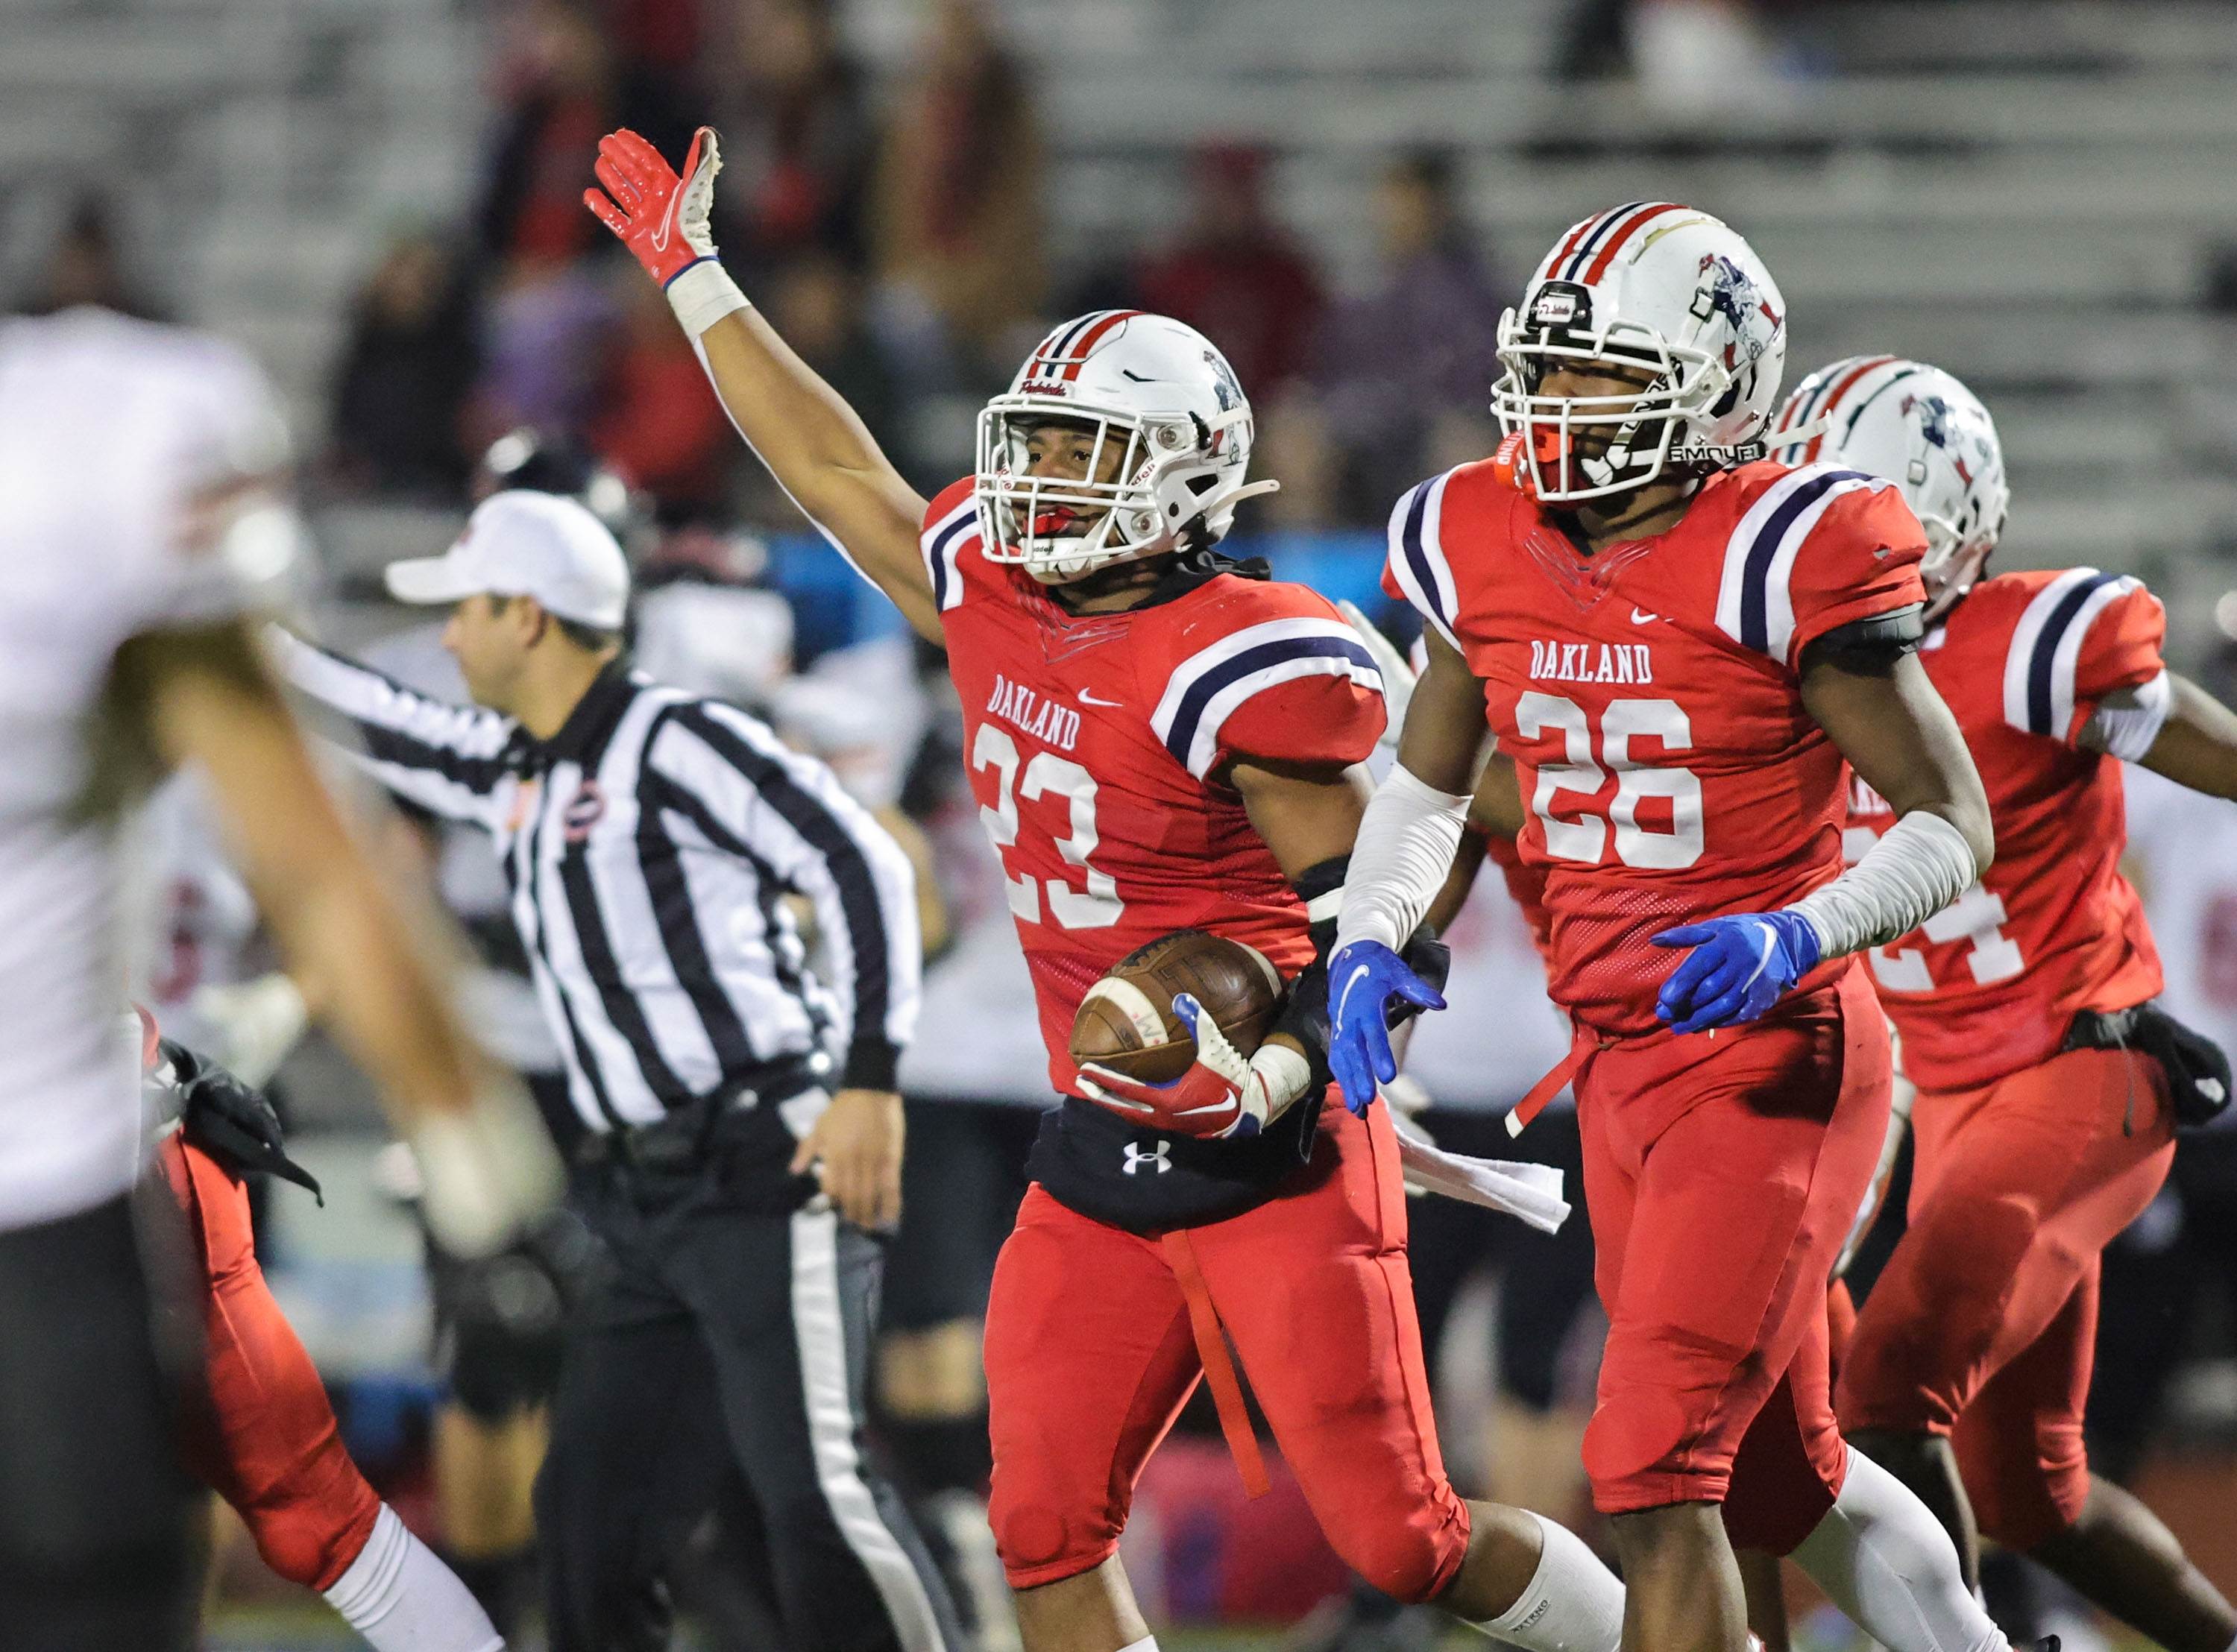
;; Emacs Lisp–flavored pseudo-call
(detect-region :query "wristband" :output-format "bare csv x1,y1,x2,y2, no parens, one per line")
666,259,751,339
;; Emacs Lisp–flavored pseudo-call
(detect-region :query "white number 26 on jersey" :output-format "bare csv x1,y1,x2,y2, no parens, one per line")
1515,693,1705,870
971,724,1124,929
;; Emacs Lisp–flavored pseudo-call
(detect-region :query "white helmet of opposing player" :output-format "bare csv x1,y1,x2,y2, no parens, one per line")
1770,357,2009,624
974,311,1277,584
1492,204,1790,504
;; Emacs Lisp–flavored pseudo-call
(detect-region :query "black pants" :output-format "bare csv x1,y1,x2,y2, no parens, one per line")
0,1194,199,1651
536,1151,961,1652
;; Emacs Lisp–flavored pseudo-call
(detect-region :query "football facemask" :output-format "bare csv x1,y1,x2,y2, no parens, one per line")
972,403,1275,585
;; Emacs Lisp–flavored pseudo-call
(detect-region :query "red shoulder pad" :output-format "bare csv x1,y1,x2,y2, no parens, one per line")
1148,583,1386,779
2000,569,2167,743
919,477,983,614
1383,463,1505,651
1714,464,1927,668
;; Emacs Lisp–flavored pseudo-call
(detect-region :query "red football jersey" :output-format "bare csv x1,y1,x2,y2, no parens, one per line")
1385,458,1928,1036
920,480,1386,1095
1844,567,2166,1091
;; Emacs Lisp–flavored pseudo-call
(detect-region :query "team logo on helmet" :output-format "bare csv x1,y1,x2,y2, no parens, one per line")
1690,253,1781,368
1905,392,1954,448
1529,280,1593,331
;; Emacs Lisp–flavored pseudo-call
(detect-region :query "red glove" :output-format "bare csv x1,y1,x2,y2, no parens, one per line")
584,126,722,287
1076,994,1310,1141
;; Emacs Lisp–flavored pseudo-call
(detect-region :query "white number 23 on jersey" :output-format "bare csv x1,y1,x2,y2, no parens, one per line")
971,724,1124,929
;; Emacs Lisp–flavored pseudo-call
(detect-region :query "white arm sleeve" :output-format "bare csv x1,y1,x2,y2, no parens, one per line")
1333,764,1470,953
667,259,751,338
1787,810,1978,959
2083,669,2174,762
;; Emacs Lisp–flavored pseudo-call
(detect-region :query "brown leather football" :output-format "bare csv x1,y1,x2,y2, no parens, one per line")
1069,930,1283,1084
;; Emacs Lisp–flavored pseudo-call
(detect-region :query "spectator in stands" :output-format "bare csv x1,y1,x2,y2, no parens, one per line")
590,0,704,160
713,0,878,281
470,257,618,457
869,0,1045,376
1313,150,1505,523
478,0,618,268
585,271,732,516
328,230,480,499
16,194,166,321
1133,140,1325,403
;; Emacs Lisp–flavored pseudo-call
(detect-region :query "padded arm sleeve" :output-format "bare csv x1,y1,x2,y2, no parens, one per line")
1334,764,1471,953
1787,810,1978,958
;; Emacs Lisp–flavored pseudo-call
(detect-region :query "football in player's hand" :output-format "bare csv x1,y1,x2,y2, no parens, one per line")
1070,930,1282,1084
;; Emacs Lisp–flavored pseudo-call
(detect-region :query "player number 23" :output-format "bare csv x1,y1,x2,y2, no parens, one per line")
972,723,1124,929
1515,693,1705,870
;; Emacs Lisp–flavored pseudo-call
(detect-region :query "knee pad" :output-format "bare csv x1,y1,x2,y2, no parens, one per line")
1327,1510,1467,1606
989,1493,1113,1589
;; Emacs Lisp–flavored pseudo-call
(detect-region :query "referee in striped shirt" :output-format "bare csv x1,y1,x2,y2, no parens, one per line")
274,491,959,1652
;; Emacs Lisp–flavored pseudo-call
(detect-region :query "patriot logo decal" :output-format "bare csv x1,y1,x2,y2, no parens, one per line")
1691,253,1781,368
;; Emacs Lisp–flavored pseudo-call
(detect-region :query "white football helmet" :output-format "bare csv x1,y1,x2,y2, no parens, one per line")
1770,357,2009,624
1492,203,1790,503
974,310,1277,584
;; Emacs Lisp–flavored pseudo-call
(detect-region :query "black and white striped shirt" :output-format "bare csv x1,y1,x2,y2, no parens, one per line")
273,634,921,1134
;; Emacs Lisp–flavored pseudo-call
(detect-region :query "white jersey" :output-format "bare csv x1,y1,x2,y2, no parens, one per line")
2121,763,2237,1129
0,307,281,1229
133,769,263,1052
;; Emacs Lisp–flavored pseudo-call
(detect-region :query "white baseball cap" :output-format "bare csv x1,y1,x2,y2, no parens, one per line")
385,491,630,629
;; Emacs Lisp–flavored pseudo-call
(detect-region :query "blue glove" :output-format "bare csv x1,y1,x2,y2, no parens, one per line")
1327,939,1447,1116
1652,910,1822,1033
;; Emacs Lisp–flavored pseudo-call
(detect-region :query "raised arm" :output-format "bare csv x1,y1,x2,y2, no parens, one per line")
585,127,941,643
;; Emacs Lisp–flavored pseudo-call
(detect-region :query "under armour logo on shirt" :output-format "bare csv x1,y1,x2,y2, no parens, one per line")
1123,1141,1171,1176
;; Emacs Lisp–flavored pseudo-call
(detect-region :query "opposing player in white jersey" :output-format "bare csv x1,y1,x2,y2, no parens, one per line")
0,306,556,1648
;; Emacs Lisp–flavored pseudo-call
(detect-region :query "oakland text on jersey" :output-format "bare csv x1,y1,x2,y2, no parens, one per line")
985,672,1083,752
1528,640,1655,686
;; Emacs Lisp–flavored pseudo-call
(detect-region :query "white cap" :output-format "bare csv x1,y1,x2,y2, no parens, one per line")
385,491,629,629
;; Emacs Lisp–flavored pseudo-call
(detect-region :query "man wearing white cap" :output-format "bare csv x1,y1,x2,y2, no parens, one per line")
270,491,960,1652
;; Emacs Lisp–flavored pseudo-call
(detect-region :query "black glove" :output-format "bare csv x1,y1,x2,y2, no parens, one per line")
163,1038,323,1202
433,1205,600,1344
2129,1003,2233,1129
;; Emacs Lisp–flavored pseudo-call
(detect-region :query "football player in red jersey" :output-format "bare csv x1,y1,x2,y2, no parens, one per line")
1330,205,2029,1652
1770,357,2237,1652
587,128,1630,1652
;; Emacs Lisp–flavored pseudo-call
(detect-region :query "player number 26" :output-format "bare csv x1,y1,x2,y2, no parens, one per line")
971,723,1124,929
1514,693,1705,870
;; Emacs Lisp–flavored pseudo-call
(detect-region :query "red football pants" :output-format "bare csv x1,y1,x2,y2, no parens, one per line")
983,1102,1470,1601
159,1135,382,1591
1576,963,1891,1554
1837,1045,2174,1549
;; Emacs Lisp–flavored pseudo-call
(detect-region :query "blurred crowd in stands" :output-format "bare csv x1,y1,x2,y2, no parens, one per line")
333,0,1517,540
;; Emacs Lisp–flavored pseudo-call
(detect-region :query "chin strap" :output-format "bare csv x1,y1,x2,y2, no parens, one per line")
1760,410,1832,460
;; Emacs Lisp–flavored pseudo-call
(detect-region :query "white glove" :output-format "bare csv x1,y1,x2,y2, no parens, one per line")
407,1082,564,1259
189,972,310,1088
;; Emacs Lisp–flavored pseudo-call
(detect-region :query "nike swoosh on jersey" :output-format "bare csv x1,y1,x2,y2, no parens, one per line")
1077,688,1124,707
1630,608,1660,625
